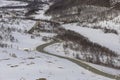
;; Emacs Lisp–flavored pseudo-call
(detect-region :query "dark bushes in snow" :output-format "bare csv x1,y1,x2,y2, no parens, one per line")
57,29,119,69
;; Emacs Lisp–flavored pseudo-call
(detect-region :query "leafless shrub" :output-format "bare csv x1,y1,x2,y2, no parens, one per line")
57,29,120,68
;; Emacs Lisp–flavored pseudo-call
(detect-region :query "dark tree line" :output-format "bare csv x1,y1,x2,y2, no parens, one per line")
56,28,120,69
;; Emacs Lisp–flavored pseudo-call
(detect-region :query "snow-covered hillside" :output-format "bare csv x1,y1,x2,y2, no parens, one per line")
45,41,120,76
0,0,120,80
63,23,120,54
0,0,28,7
0,22,113,80
0,46,113,80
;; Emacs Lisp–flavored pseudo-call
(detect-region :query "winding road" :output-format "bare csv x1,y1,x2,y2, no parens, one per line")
36,40,120,80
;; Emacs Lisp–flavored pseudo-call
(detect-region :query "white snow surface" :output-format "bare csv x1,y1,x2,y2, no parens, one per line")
0,48,113,80
0,28,112,80
45,42,120,76
31,5,51,20
45,43,72,57
62,23,120,54
0,19,36,31
85,62,120,76
0,0,28,7
0,0,117,80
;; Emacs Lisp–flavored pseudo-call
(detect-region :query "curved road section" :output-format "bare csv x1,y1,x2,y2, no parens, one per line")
36,40,120,80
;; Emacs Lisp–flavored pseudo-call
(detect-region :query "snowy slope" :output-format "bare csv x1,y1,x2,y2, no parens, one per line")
85,62,120,76
0,0,119,80
0,25,112,80
62,23,120,55
31,4,51,20
0,18,112,80
0,0,28,7
0,48,113,80
45,42,120,76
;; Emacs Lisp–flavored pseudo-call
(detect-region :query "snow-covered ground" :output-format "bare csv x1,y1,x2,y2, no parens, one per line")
0,47,113,80
31,4,51,20
0,0,119,80
94,15,120,33
0,18,112,80
62,23,120,55
0,19,36,31
0,0,28,7
45,42,120,76
0,24,112,80
45,42,73,57
85,62,120,76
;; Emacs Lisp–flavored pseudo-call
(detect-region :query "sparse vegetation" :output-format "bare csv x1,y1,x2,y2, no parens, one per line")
0,0,120,79
36,78,47,80
57,29,120,69
10,53,17,58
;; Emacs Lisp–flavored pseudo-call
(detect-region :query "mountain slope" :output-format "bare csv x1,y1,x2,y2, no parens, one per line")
43,0,120,69
0,0,120,80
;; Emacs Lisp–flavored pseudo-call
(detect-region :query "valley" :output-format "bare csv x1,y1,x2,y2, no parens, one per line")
0,0,120,80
